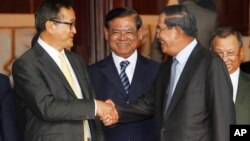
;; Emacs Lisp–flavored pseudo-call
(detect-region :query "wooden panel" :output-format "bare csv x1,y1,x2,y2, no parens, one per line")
72,0,92,64
133,0,165,14
216,0,249,35
0,0,42,13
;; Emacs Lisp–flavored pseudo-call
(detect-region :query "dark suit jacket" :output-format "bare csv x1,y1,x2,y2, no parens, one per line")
240,61,250,74
12,43,104,141
119,44,235,141
235,70,250,124
0,74,19,141
88,54,160,141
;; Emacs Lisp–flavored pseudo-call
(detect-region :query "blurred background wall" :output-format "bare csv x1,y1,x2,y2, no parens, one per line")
0,0,249,76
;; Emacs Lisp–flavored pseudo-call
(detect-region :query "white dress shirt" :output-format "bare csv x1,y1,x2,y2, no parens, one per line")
112,50,137,84
172,39,198,92
230,68,240,103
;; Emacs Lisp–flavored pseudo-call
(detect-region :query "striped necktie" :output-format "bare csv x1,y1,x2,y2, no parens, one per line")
120,61,130,94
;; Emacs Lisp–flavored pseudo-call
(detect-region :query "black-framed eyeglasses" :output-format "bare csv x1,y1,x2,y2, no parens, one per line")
50,19,76,29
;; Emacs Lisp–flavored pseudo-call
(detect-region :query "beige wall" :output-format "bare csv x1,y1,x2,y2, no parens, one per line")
0,14,35,76
243,36,250,62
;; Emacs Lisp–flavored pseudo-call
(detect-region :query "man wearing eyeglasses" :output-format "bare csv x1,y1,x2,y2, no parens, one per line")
12,0,118,141
88,7,160,141
210,27,250,124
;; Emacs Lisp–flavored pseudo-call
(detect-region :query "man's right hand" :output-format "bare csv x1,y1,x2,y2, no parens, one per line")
96,99,118,126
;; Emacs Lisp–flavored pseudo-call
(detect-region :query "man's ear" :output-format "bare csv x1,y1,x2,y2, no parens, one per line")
137,27,143,40
45,20,55,34
104,27,109,40
174,26,181,39
239,46,244,63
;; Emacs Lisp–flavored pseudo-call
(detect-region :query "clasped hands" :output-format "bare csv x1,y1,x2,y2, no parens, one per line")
96,99,118,126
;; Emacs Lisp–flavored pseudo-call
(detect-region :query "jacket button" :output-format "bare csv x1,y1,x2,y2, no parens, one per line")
126,101,130,104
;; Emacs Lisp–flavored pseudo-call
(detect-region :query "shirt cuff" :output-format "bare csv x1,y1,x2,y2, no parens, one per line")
94,99,97,116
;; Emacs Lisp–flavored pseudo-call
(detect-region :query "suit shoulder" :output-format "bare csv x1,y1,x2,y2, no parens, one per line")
89,58,106,67
139,55,160,66
16,48,34,60
65,50,82,60
0,73,11,97
88,58,109,73
0,73,8,81
240,71,250,82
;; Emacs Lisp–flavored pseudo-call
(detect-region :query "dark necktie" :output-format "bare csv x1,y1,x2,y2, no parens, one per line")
164,58,178,114
120,61,130,94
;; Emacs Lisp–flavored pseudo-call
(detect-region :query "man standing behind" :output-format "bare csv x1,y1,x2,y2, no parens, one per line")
88,7,160,141
210,27,250,124
116,5,235,141
12,0,118,141
0,73,19,141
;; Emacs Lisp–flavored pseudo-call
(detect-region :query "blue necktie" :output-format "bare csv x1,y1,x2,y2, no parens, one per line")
164,58,178,114
120,61,130,94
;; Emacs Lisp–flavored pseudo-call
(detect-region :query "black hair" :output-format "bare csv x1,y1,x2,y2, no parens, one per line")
32,0,72,46
160,5,197,37
104,7,142,30
210,27,243,47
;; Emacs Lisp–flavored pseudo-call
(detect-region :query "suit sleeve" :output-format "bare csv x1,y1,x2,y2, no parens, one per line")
118,83,155,123
12,58,96,122
2,89,20,141
206,56,235,141
0,75,18,141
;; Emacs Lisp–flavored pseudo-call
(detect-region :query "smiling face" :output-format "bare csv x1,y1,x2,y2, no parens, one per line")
211,35,244,74
104,15,142,58
156,13,181,57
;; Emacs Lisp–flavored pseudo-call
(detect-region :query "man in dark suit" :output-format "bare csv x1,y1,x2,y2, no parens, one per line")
210,27,250,124
88,7,160,141
115,5,235,141
0,73,19,141
12,0,118,141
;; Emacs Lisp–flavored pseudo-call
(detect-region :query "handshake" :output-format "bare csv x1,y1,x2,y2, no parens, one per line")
96,99,119,126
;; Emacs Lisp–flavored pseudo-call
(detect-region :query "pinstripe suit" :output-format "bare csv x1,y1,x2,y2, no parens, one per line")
88,54,159,141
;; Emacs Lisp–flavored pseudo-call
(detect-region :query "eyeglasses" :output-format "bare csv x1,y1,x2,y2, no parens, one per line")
156,27,173,34
214,51,239,59
109,29,138,38
50,19,76,29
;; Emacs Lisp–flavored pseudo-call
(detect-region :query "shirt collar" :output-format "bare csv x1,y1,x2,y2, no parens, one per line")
38,38,66,66
38,37,64,56
230,68,240,81
112,50,137,69
175,39,197,65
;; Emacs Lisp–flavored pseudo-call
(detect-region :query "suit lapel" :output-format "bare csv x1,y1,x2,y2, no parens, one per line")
236,71,249,112
164,45,202,120
129,55,146,95
101,56,127,97
161,59,173,116
65,51,91,99
34,44,77,98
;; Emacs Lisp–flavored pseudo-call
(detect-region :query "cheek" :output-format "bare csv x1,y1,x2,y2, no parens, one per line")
160,32,170,42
